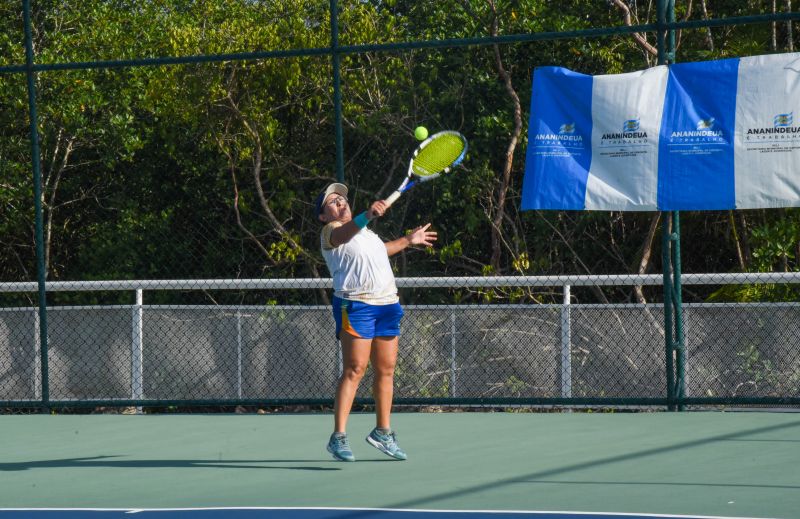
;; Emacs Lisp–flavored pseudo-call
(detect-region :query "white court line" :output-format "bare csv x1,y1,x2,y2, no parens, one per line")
0,507,779,519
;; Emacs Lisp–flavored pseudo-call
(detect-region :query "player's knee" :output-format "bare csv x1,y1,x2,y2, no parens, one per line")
343,363,367,381
373,362,396,377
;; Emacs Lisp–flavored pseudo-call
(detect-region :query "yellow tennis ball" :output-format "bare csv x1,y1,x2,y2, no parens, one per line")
414,126,428,140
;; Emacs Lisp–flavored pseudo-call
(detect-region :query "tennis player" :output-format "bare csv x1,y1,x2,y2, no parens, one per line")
315,182,436,462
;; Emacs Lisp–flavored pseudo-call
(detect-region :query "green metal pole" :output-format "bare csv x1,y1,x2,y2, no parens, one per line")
661,226,676,410
672,212,685,408
665,0,685,410
330,0,344,183
658,0,686,411
23,0,49,413
657,0,677,411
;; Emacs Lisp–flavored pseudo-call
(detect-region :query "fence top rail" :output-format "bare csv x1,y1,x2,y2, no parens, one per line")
1,272,800,293
2,12,798,75
5,301,800,312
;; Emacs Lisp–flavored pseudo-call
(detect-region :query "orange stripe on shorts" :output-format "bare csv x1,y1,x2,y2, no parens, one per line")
341,306,362,338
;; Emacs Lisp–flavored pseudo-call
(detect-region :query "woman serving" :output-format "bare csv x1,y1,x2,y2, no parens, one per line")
315,182,437,461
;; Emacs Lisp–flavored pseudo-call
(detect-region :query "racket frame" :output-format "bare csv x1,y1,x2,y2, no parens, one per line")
385,131,468,206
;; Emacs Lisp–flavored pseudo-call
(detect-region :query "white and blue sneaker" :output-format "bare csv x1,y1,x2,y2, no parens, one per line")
366,428,407,460
327,432,355,462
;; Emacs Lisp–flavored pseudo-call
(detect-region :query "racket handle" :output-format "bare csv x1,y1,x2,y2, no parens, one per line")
385,190,402,207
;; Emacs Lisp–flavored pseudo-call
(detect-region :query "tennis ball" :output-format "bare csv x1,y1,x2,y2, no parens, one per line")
414,126,428,141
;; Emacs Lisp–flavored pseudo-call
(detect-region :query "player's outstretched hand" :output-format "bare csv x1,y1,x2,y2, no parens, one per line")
408,223,437,247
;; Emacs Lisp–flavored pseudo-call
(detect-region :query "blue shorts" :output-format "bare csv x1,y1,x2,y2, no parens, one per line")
332,297,404,339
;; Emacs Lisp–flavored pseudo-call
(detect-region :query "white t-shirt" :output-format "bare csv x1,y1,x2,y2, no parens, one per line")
320,222,399,305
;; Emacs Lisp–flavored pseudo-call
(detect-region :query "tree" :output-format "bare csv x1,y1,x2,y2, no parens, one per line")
0,0,796,307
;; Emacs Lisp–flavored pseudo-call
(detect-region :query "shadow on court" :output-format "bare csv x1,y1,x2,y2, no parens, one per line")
382,418,800,511
516,480,800,490
0,456,343,472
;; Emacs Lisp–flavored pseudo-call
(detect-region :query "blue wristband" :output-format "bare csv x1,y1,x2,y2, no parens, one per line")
353,211,369,229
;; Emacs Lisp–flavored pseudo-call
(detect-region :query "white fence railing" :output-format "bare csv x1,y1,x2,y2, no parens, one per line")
4,272,800,292
2,274,799,405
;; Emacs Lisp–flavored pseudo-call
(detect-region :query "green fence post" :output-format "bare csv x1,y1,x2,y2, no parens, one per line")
671,212,686,409
657,0,684,412
23,0,49,413
665,0,686,411
661,221,675,410
330,0,344,183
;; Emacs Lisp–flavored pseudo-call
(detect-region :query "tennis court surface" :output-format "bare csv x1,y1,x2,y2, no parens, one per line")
2,411,798,519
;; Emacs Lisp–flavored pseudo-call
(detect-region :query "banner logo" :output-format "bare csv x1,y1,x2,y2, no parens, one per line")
559,122,575,134
532,121,585,157
600,118,648,154
623,119,640,132
696,118,715,130
533,122,584,143
744,112,800,142
774,112,793,127
669,116,724,143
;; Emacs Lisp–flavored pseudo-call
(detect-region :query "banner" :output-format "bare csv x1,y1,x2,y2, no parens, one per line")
520,52,800,211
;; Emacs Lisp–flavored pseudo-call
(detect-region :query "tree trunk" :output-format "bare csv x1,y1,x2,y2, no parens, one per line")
42,132,75,278
609,0,658,58
728,210,746,271
737,211,752,268
632,212,661,304
488,2,523,272
700,0,714,51
772,0,778,51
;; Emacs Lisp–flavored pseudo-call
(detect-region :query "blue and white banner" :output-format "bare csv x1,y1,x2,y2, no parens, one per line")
520,52,800,211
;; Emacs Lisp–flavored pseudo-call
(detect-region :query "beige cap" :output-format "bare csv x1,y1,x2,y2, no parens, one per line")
314,183,348,217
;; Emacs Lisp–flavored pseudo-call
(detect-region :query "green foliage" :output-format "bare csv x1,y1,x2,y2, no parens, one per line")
751,218,799,272
707,211,800,302
0,0,797,308
504,375,527,397
736,341,780,390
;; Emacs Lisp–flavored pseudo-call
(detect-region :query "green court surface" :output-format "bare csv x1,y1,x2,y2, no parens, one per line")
2,411,799,518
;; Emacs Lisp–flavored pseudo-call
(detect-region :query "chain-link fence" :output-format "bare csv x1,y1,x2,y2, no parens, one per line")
2,274,798,410
2,3,800,412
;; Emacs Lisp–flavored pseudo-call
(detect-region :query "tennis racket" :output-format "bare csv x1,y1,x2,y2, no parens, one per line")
384,130,468,207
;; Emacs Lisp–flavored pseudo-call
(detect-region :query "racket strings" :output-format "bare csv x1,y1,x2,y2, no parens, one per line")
412,134,466,177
